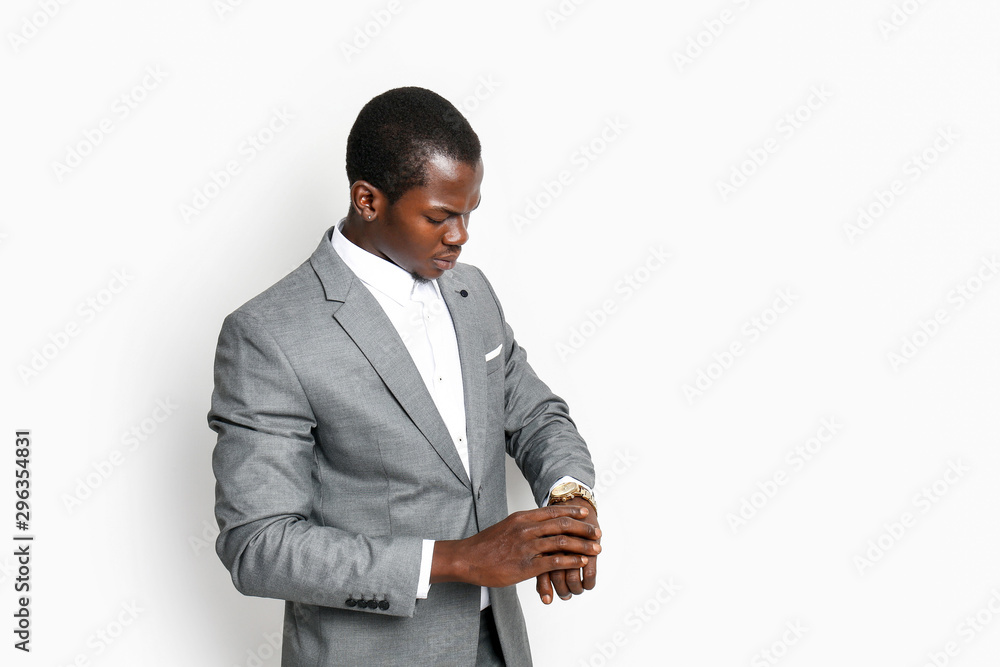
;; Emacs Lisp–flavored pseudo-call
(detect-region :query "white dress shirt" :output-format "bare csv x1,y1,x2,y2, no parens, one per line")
330,220,592,611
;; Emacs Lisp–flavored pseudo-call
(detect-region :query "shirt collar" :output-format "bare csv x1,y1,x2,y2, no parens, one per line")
330,218,442,306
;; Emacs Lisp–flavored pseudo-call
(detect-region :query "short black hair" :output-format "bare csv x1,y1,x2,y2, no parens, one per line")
346,87,481,204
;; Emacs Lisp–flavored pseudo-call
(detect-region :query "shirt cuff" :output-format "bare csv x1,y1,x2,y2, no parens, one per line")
543,476,596,507
416,539,435,600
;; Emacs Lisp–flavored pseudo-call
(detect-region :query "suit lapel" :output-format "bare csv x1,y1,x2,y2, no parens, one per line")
439,271,490,492
310,229,471,489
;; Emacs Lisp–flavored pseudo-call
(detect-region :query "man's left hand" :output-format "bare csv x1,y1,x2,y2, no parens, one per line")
536,496,600,604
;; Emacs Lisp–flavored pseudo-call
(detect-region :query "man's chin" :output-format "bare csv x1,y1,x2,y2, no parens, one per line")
410,268,440,283
411,259,455,282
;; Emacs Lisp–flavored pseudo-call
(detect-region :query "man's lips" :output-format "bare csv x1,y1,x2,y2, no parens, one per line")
432,253,460,270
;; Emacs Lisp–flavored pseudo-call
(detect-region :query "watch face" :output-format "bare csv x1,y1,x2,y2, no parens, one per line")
551,482,577,496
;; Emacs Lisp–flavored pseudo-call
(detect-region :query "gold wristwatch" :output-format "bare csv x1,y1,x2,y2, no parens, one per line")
548,481,597,511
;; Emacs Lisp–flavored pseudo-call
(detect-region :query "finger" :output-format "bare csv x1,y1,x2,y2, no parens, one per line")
534,516,601,540
536,535,603,557
534,553,589,575
582,552,598,591
536,572,553,605
549,567,571,601
565,565,584,596
529,504,591,521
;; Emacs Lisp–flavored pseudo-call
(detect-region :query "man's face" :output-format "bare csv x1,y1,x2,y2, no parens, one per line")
367,154,483,281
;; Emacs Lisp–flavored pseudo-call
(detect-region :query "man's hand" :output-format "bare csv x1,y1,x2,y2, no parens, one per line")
536,497,600,604
431,504,601,589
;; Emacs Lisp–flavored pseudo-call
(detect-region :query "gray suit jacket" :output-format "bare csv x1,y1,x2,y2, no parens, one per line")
210,227,595,666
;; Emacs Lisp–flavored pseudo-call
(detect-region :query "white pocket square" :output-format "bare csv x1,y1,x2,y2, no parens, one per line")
484,344,502,362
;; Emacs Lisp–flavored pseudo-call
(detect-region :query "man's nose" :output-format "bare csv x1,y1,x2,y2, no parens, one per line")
444,216,469,246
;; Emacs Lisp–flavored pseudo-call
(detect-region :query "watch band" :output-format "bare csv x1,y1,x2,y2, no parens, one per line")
548,481,597,511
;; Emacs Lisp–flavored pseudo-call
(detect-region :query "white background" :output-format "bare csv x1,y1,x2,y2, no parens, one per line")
3,1,999,665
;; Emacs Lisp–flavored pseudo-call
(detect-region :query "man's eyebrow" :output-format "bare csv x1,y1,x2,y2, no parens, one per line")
428,196,482,216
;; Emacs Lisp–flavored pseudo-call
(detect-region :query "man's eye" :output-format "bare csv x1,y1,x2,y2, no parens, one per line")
426,216,447,224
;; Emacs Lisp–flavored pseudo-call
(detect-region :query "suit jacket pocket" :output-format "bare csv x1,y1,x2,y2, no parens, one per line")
485,343,504,376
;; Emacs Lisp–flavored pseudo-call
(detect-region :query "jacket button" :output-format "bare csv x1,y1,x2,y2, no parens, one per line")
368,599,379,609
378,600,390,610
345,598,356,607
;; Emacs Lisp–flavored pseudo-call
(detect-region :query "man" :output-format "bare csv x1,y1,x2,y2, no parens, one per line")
210,87,601,666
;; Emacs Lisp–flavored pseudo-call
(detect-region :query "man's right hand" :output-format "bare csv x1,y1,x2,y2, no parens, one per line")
430,505,602,589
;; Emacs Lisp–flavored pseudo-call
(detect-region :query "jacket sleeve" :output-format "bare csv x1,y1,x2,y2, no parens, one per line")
475,268,597,507
209,309,423,617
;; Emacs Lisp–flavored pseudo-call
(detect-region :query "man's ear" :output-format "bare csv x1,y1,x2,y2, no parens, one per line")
350,180,385,221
